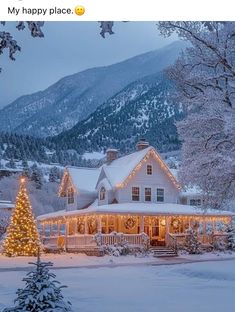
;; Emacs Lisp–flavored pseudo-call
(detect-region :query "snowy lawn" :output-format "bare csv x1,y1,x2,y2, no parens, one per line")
0,251,235,269
0,259,235,312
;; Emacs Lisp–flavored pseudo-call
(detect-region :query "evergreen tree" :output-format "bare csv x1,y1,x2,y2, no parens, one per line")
49,166,60,183
31,163,43,189
22,159,30,178
226,224,235,251
3,253,72,311
6,158,16,169
185,227,201,254
3,177,40,256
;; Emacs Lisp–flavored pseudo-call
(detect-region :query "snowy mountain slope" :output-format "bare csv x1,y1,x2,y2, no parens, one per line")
53,73,186,154
0,41,185,138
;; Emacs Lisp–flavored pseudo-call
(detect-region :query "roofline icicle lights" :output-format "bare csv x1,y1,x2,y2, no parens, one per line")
116,149,181,190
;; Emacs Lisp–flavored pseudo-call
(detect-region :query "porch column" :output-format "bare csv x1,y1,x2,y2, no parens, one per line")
49,222,52,237
165,216,170,246
97,216,102,233
42,223,45,237
140,216,144,233
84,217,88,234
57,221,60,236
74,218,78,235
212,219,215,233
202,218,207,244
65,219,69,251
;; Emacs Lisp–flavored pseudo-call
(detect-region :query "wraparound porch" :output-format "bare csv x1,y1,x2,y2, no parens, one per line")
38,213,232,253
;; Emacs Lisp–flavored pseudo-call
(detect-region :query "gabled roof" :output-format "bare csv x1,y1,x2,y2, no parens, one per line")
101,146,180,189
59,166,101,195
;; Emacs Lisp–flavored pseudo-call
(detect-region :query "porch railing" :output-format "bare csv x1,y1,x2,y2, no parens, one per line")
42,233,148,250
67,235,96,247
98,233,147,246
167,233,229,250
166,233,178,253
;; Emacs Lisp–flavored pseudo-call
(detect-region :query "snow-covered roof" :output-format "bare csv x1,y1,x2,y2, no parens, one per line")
97,178,112,191
67,167,101,193
0,200,14,209
102,146,178,188
181,186,203,197
37,202,234,221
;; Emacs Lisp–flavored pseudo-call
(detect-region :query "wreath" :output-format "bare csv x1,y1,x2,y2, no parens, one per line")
124,216,137,230
171,218,181,229
77,222,85,234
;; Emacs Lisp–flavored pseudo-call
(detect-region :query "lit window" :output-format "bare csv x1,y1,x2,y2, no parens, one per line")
157,188,164,202
190,199,201,206
145,188,151,202
68,187,74,204
152,218,160,237
99,187,106,201
147,164,152,175
132,187,140,201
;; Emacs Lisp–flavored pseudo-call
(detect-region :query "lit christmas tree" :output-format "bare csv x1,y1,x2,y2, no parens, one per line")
3,177,40,257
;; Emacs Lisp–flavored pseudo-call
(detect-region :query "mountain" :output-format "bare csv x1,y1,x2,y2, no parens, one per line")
53,73,186,154
0,41,185,138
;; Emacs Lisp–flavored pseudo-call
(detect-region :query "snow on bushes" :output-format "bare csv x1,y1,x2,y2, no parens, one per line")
2,256,72,311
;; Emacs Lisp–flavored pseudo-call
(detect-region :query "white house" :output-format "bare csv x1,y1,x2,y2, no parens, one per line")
38,140,233,255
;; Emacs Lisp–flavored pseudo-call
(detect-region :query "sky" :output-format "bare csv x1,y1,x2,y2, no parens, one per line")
0,22,175,108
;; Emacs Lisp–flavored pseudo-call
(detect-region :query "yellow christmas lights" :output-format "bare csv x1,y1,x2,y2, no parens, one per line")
116,148,181,189
3,177,40,257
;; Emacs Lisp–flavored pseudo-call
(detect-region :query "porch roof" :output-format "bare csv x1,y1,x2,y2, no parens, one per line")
37,202,234,221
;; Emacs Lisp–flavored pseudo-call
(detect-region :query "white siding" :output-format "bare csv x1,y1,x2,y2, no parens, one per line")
116,156,179,204
65,179,97,211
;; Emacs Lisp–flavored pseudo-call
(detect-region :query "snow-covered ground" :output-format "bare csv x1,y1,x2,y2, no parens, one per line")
0,258,235,312
0,252,235,269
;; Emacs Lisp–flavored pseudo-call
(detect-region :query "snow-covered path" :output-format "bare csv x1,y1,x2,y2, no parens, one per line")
1,260,235,312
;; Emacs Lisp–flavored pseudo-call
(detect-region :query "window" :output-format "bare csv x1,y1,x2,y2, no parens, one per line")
67,187,74,204
147,164,152,175
132,187,140,201
152,218,160,237
99,187,106,201
190,199,201,206
157,188,164,202
145,188,152,202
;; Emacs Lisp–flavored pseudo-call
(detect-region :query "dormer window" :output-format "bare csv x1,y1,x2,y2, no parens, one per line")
100,187,106,201
68,187,74,204
147,164,152,175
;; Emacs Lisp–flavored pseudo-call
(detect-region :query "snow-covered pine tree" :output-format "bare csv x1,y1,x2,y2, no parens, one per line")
31,163,43,189
226,224,235,251
0,209,11,238
185,227,201,254
6,158,16,169
49,166,60,183
3,253,72,312
22,159,31,178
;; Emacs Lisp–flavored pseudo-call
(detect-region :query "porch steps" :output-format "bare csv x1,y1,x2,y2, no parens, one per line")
150,246,178,257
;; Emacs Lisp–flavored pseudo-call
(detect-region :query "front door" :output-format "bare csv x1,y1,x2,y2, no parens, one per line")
148,218,166,246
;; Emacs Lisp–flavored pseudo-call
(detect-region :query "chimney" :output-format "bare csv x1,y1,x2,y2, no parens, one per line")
106,149,118,164
136,138,149,151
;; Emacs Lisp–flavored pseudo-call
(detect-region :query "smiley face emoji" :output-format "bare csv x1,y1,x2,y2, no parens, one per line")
74,5,85,16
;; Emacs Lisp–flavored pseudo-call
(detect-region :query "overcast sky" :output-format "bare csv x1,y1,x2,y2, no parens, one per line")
0,22,176,108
